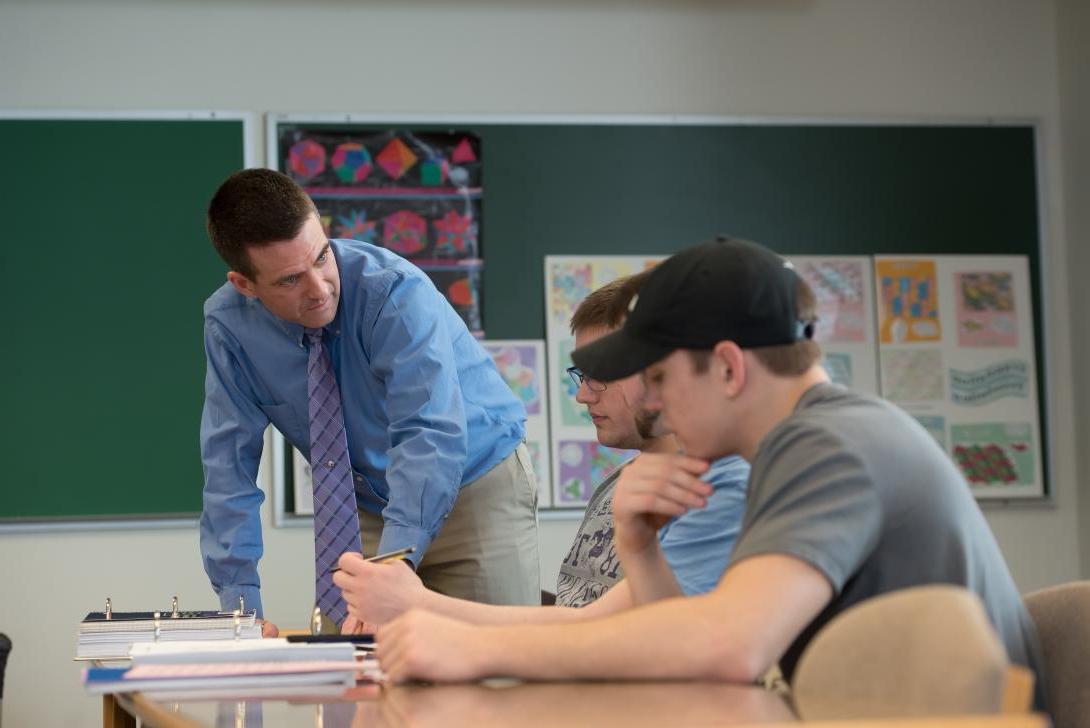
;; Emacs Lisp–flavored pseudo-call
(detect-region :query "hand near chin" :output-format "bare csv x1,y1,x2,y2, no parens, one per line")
612,452,711,555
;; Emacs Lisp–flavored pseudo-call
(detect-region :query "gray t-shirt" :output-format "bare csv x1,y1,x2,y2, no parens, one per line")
555,466,626,607
729,383,1046,709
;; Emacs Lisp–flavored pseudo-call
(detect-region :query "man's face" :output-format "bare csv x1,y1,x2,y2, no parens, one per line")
573,326,649,451
643,349,732,460
228,214,341,329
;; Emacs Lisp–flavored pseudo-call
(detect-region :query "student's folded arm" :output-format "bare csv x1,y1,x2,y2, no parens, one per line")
611,453,714,605
616,544,683,606
472,553,832,684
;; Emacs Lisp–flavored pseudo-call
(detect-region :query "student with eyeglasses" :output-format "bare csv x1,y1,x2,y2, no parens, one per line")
566,366,606,392
333,269,749,621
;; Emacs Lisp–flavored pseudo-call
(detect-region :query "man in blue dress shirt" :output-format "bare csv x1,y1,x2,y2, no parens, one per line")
199,169,539,634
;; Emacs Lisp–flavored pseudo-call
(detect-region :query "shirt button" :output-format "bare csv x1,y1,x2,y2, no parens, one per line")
326,460,336,468
354,475,363,482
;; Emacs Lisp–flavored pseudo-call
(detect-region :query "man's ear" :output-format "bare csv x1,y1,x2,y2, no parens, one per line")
227,271,258,299
712,340,746,398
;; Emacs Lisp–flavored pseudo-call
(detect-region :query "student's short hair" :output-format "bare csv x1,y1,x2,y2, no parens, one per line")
206,168,319,280
689,277,822,376
570,268,654,335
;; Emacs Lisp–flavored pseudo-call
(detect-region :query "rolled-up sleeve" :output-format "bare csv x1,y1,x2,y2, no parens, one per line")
366,273,469,563
199,319,268,617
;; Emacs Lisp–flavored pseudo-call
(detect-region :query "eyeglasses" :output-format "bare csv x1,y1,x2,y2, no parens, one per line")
566,366,607,392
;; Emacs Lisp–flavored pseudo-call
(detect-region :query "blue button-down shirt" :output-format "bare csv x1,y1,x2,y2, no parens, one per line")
199,239,526,617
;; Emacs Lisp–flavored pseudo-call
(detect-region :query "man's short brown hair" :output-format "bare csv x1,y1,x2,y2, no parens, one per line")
569,268,654,335
206,168,319,280
689,277,822,377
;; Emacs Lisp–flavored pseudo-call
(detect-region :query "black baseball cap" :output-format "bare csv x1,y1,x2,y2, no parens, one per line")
571,236,813,382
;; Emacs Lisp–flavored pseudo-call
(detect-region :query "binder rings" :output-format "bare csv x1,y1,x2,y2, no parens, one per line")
76,596,261,660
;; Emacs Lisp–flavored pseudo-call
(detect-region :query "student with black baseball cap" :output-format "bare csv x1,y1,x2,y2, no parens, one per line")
371,237,1046,712
571,236,813,382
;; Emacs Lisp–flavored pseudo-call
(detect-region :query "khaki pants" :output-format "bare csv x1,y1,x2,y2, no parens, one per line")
360,443,540,605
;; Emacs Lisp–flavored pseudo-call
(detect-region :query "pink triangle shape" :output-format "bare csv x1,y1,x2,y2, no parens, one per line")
451,138,477,164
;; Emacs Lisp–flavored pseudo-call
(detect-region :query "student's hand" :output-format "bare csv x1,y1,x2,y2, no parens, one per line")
333,552,427,625
612,453,712,555
376,609,491,684
258,619,280,638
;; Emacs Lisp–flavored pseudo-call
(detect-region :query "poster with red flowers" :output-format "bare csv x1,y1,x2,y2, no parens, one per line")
276,126,484,336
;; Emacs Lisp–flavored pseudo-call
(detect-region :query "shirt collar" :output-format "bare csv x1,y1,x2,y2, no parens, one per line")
245,297,344,346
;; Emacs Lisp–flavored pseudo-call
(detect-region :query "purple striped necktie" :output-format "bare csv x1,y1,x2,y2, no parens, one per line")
306,328,363,626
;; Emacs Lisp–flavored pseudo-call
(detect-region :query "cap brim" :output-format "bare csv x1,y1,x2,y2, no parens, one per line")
570,326,675,383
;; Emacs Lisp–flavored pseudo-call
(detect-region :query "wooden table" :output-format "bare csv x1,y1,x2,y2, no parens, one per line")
105,680,1049,728
110,679,795,727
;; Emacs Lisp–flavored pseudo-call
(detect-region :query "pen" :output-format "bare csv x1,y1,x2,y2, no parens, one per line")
329,545,416,573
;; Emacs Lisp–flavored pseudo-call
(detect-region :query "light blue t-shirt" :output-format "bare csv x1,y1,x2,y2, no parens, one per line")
555,455,749,607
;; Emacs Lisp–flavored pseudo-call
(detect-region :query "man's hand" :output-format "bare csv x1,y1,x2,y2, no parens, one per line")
612,453,711,555
258,619,280,638
333,552,428,626
376,610,492,684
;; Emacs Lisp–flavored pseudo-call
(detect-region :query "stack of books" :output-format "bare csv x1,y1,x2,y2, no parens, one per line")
76,609,262,660
82,639,375,699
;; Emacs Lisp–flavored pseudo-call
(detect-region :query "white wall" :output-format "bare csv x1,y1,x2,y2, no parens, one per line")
1056,0,1090,580
0,1,1084,726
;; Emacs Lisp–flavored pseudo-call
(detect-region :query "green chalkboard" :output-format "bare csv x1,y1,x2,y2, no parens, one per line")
274,120,1046,504
0,117,246,522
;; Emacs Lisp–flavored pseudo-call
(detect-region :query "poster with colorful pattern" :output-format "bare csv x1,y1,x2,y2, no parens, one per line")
956,272,1018,347
951,422,1035,486
789,256,879,395
876,259,942,344
276,125,485,335
481,340,552,507
544,255,664,508
874,255,1041,498
555,440,636,506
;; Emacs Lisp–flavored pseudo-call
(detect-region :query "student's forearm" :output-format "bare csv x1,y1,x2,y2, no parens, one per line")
474,591,755,683
465,555,833,684
421,579,632,625
419,590,583,625
616,541,685,606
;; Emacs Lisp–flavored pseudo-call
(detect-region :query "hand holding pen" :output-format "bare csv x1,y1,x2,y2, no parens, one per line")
331,546,427,626
330,545,416,574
